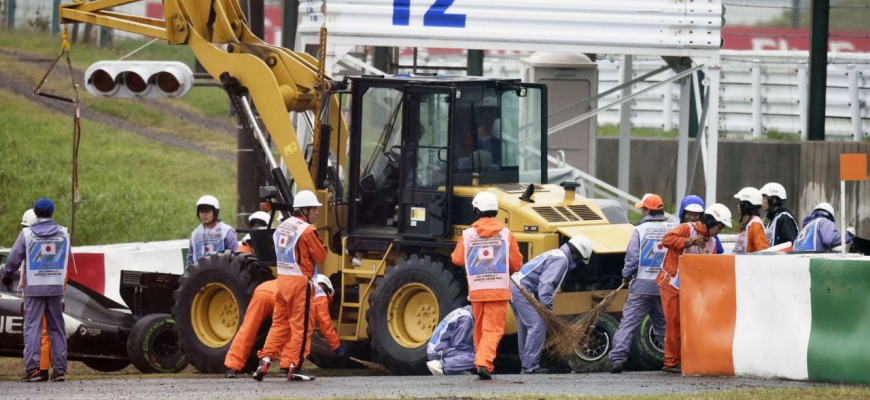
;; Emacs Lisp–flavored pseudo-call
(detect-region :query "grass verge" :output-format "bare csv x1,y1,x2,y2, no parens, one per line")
0,87,236,246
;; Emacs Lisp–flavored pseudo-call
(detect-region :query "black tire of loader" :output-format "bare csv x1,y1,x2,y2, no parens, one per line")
629,314,665,370
565,313,619,373
366,254,468,375
127,313,189,373
82,358,131,373
172,251,274,374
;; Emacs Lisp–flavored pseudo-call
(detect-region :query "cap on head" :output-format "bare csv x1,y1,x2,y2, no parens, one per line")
635,193,664,210
684,203,704,213
293,190,322,209
196,195,220,210
760,182,787,200
34,198,54,215
734,187,763,206
704,203,733,228
567,235,593,265
472,192,499,212
21,209,37,227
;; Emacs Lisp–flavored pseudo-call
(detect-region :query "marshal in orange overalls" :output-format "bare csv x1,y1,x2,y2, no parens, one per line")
451,217,522,373
655,221,717,369
224,280,294,371
257,217,327,372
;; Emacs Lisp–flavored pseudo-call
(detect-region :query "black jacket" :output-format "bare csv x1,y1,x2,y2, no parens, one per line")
766,208,799,246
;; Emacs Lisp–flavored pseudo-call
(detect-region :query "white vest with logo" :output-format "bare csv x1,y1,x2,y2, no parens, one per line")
765,211,797,247
190,221,232,265
462,227,511,293
274,217,310,277
22,226,70,289
636,220,677,281
733,216,763,254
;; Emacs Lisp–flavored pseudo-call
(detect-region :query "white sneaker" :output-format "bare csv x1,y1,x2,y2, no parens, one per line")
426,360,444,376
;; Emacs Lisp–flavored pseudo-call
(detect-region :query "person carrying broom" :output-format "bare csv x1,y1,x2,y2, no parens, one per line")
510,236,593,374
451,192,523,380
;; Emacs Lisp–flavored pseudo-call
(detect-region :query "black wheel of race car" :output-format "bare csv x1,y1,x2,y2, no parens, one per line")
172,251,274,374
628,314,665,370
127,313,189,373
82,358,131,373
306,335,367,369
565,313,619,373
366,254,467,375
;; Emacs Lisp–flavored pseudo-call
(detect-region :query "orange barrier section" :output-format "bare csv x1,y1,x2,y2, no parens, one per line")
680,255,737,376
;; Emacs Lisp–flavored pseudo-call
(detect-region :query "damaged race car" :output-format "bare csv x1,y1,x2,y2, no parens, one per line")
0,252,188,373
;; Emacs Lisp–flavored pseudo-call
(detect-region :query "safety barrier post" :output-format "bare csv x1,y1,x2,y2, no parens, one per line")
798,63,808,141
751,60,762,139
52,0,60,35
847,65,863,142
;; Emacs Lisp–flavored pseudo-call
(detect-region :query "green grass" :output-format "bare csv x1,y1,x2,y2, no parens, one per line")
598,124,678,138
0,87,236,246
0,28,231,123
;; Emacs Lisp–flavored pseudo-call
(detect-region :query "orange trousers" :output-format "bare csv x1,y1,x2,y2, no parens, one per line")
313,296,340,351
258,276,314,370
224,283,293,371
40,317,50,371
471,300,507,373
659,287,681,368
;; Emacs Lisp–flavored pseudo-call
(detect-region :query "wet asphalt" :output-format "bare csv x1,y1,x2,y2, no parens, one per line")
0,371,821,399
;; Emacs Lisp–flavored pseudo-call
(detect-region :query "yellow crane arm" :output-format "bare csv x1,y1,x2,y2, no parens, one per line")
59,0,347,193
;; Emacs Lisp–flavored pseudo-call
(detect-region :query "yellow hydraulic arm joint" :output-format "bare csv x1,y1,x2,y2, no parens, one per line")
58,0,349,193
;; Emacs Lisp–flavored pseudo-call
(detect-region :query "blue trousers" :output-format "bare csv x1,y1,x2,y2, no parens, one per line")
24,295,67,373
609,293,666,364
510,285,546,372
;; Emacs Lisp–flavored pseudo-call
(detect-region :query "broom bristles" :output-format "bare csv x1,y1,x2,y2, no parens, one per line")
544,283,626,361
511,280,577,361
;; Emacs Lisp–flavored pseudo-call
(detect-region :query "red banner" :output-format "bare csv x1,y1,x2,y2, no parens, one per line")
723,27,870,53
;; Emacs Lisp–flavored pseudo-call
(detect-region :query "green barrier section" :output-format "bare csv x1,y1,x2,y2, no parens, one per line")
807,258,870,384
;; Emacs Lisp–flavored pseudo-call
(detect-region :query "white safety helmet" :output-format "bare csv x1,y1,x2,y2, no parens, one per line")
733,187,763,206
196,195,220,210
20,209,36,227
248,211,271,226
760,182,787,200
815,202,835,218
567,236,593,265
293,190,322,209
316,274,334,297
704,203,733,228
472,192,499,212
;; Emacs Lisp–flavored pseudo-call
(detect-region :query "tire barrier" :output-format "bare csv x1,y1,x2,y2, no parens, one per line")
681,254,870,385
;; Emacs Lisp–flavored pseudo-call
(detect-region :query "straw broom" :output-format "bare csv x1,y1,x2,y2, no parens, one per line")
510,279,577,359
310,342,392,374
546,282,627,361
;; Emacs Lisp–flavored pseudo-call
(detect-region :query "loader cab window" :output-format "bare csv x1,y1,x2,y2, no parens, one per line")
452,84,546,186
352,86,404,233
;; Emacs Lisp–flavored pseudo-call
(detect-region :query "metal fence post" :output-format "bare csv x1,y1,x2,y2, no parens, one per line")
618,55,633,199
798,62,808,141
847,64,863,142
663,70,674,131
751,60,762,139
5,0,15,30
52,0,60,35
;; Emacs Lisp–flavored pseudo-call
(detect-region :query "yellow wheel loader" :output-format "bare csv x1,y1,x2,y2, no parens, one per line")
59,0,635,375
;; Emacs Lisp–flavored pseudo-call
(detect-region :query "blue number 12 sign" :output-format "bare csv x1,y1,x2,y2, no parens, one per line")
393,0,467,28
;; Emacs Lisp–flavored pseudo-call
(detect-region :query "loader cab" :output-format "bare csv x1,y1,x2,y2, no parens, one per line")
346,76,547,242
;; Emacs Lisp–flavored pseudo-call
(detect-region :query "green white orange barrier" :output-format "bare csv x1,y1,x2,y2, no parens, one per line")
681,254,870,385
